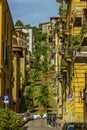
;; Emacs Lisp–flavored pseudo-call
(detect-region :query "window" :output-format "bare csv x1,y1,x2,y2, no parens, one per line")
74,17,82,27
84,9,87,20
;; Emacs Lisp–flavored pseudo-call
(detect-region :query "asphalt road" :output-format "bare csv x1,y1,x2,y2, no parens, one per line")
23,118,62,130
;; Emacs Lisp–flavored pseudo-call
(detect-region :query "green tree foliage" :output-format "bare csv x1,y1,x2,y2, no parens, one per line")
36,27,47,42
40,85,49,106
69,34,81,46
34,85,49,108
69,22,87,47
24,26,53,113
0,108,22,130
34,42,42,60
15,20,24,27
23,86,34,110
42,61,48,73
24,24,30,29
81,21,87,35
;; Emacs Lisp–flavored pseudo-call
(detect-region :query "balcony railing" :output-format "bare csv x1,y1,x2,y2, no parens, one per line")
64,0,71,3
75,2,87,10
64,48,72,62
61,59,67,73
57,73,63,82
50,59,55,66
59,7,67,20
51,47,57,53
59,45,65,55
56,0,62,3
74,46,87,62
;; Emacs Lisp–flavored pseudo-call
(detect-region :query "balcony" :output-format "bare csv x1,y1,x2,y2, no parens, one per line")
64,48,72,62
75,2,87,9
64,0,71,3
52,38,55,42
63,29,69,35
62,22,69,35
56,0,62,3
52,73,57,79
59,7,67,21
51,47,57,54
49,36,53,42
57,74,63,82
59,45,65,56
74,46,87,63
50,59,55,66
61,59,67,73
50,59,56,71
25,59,29,65
61,66,67,73
58,31,63,38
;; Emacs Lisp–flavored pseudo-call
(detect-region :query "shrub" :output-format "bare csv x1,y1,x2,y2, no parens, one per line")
0,108,23,130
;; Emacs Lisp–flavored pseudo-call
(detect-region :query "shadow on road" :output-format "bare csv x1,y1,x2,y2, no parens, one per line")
23,126,29,130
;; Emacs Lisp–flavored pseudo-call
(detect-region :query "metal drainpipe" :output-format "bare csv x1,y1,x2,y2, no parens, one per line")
85,71,87,96
83,71,87,122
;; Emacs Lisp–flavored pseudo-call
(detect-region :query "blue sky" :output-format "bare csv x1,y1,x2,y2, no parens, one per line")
8,0,60,26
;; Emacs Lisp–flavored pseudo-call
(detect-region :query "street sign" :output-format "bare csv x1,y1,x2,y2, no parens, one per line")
68,94,72,99
4,96,9,103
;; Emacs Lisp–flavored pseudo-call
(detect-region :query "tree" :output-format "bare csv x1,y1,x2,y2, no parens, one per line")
69,34,81,46
15,20,24,27
24,24,31,29
81,21,87,35
23,26,55,114
0,108,22,130
23,85,34,111
40,85,49,107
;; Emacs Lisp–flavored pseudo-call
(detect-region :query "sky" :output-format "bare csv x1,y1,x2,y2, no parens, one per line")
8,0,60,26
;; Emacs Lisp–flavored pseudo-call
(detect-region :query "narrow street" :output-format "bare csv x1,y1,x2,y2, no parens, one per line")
0,1,87,129
23,119,61,130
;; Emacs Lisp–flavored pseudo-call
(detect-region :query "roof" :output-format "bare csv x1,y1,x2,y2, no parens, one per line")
3,0,14,30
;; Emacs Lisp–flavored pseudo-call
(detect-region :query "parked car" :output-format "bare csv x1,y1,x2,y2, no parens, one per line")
42,113,47,118
29,113,34,120
16,113,25,125
62,122,87,130
32,113,41,119
16,112,34,124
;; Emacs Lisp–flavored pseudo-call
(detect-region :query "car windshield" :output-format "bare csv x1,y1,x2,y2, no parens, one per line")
67,124,87,130
75,124,87,130
67,125,74,130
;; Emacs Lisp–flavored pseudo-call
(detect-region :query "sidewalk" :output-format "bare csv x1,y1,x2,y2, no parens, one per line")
23,120,33,130
56,119,64,129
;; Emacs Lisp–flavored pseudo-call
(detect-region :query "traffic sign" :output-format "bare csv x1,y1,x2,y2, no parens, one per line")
4,96,9,103
68,94,72,99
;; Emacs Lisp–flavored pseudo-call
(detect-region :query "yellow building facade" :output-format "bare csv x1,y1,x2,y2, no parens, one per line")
40,21,51,34
14,26,28,112
48,16,63,114
56,0,87,122
12,33,23,112
0,0,14,108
